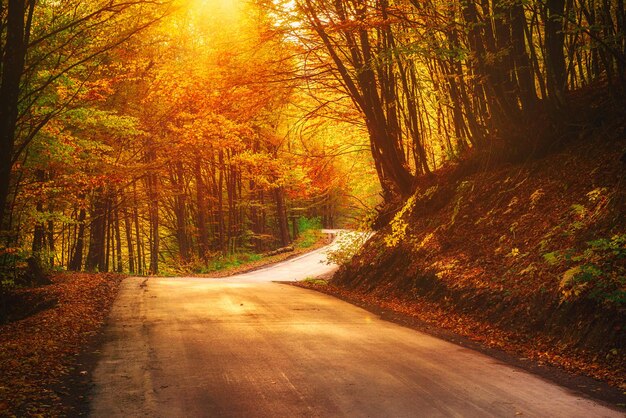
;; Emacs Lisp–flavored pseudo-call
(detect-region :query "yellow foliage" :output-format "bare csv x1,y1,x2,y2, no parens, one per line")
417,232,435,249
384,195,416,248
530,188,544,209
559,266,588,300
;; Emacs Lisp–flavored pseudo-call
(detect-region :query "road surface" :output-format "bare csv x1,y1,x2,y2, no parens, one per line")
89,235,622,417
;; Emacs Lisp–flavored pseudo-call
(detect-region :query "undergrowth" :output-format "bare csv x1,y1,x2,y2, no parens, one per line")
559,234,626,307
325,231,372,265
296,217,323,249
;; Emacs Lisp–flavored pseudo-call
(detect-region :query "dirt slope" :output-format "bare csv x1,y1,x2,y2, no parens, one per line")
332,122,626,389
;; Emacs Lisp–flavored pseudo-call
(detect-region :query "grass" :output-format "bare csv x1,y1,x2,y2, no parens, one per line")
302,277,329,286
202,253,263,273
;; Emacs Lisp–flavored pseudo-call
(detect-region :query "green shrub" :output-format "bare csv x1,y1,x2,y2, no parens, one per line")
294,217,323,249
295,229,322,249
559,234,626,307
0,246,36,287
297,217,322,234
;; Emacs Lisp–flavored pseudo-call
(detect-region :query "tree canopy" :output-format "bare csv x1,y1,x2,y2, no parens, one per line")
0,0,623,277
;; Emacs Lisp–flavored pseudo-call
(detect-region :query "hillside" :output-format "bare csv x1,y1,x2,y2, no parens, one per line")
326,118,626,390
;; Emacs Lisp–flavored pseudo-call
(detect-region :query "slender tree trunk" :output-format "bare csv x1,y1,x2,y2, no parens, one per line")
86,188,107,272
217,150,226,253
462,1,519,135
133,183,143,275
195,160,209,261
511,1,538,111
149,206,159,275
69,207,86,271
31,169,46,259
104,199,111,272
544,0,567,106
61,223,66,268
170,161,190,261
47,217,54,268
249,180,263,253
32,201,45,256
226,158,237,254
145,149,159,275
114,198,123,273
493,0,518,106
274,186,290,247
123,204,135,274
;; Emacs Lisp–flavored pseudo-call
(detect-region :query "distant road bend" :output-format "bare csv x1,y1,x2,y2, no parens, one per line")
90,230,622,417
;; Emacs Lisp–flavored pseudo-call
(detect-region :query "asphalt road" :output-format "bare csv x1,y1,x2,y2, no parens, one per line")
89,237,622,417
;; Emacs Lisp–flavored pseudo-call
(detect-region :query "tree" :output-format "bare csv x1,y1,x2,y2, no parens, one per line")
0,0,169,232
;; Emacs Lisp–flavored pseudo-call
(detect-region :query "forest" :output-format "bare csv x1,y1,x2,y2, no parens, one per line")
0,0,384,282
1,0,625,415
1,0,624,279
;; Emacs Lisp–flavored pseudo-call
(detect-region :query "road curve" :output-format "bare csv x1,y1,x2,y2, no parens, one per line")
89,240,622,417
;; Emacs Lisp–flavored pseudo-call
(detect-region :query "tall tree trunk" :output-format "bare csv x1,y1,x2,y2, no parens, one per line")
274,186,290,247
47,217,55,268
31,170,46,259
511,1,538,111
216,150,226,253
170,161,190,262
249,181,265,253
493,0,518,106
0,0,33,228
145,149,159,275
69,207,86,271
462,1,519,136
544,0,567,106
123,204,135,274
133,183,143,275
86,188,107,272
149,200,159,275
104,199,111,272
32,201,45,256
114,198,123,273
195,160,209,261
226,158,238,254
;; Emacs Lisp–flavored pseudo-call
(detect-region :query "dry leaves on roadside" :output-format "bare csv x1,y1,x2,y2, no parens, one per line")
0,272,124,417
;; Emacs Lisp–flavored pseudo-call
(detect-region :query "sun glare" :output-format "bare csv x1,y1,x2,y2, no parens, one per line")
190,0,240,17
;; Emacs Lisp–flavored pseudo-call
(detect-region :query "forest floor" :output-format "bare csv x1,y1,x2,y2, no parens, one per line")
0,272,124,417
298,119,626,402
